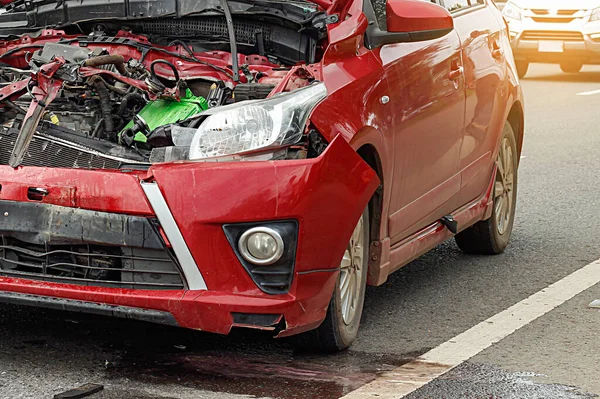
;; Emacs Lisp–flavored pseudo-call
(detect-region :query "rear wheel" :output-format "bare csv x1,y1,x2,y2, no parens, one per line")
560,62,583,73
293,208,369,352
516,61,529,79
455,122,518,255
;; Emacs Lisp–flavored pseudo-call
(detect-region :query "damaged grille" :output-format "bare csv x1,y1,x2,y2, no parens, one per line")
0,237,185,290
0,131,121,170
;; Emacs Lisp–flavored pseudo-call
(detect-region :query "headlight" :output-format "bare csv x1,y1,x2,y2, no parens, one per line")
591,7,600,22
503,2,522,21
188,83,327,160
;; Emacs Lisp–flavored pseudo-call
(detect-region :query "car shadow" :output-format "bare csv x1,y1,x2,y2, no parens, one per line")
523,71,600,83
0,297,417,399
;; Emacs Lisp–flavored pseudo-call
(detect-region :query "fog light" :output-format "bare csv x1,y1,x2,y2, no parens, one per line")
238,227,284,265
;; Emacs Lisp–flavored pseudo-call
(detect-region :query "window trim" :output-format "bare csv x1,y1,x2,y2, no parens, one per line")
442,0,487,16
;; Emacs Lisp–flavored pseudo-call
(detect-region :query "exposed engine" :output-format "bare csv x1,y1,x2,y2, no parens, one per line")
0,16,320,169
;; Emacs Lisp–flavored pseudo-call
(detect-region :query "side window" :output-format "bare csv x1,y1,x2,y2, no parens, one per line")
444,0,484,13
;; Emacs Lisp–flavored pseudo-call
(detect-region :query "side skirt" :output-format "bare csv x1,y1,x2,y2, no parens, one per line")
368,167,496,286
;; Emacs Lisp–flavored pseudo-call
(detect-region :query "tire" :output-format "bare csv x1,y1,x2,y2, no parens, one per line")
455,122,518,255
560,62,583,73
293,207,370,352
516,61,529,79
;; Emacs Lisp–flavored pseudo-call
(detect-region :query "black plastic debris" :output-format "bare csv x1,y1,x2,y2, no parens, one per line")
54,384,104,399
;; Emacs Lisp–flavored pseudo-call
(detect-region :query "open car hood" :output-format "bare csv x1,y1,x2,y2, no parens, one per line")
0,0,346,34
0,0,350,11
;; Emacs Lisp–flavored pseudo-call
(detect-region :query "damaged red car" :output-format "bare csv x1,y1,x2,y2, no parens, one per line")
0,0,523,351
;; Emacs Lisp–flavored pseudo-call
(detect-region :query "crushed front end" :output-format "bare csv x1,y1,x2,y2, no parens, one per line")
0,0,378,336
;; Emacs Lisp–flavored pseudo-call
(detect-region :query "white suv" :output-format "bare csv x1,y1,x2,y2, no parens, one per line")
503,0,600,77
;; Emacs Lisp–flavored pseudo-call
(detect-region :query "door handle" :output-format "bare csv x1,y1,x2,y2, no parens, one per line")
449,66,464,81
492,40,503,60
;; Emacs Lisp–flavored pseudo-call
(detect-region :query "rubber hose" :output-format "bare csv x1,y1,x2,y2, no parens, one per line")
92,79,114,137
84,54,127,75
117,93,146,118
150,59,180,83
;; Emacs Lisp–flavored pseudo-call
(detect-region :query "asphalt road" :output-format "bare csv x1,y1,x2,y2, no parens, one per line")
1,63,600,399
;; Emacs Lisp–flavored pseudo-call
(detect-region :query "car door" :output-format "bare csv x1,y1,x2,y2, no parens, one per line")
445,0,509,206
378,0,467,243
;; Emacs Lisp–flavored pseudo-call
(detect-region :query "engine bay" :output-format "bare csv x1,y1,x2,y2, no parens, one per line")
0,6,325,169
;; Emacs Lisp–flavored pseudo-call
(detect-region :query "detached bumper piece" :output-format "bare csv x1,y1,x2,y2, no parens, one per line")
0,200,185,290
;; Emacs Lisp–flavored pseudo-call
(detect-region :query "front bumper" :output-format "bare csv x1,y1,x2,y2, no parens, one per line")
0,135,379,336
508,18,600,63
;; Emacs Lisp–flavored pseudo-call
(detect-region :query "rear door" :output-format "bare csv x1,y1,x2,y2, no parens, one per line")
443,0,508,205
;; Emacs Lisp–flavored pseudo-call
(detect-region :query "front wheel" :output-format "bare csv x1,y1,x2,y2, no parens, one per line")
560,62,583,73
293,208,370,352
516,61,529,79
455,122,518,255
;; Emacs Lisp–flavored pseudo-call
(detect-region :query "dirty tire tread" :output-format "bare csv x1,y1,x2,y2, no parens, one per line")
455,122,518,255
455,216,498,255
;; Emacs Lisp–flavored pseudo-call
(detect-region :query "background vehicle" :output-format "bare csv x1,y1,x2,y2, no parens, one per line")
0,0,524,351
503,0,600,78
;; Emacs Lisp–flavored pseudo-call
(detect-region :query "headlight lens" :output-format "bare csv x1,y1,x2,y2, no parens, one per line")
188,83,327,160
503,2,522,21
591,7,600,22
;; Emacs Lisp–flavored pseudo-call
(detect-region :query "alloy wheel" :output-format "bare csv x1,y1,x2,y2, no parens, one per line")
339,213,365,325
494,137,515,235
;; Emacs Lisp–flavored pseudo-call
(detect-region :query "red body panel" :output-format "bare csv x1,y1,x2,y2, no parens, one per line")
0,0,524,336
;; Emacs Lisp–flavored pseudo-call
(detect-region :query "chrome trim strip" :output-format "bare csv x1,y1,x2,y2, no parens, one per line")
141,182,208,290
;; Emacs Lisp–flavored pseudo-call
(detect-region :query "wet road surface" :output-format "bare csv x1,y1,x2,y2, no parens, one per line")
2,63,600,398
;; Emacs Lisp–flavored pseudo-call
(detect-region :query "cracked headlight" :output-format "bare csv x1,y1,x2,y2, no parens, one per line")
188,83,327,161
503,2,522,21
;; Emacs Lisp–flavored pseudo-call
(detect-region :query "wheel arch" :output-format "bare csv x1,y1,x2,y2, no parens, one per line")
355,144,386,286
507,100,524,161
356,144,383,241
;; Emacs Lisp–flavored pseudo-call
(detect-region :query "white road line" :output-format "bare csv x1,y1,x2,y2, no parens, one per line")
342,258,600,399
576,89,600,96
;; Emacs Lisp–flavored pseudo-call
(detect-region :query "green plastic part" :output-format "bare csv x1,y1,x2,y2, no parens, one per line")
122,88,208,142
133,132,148,143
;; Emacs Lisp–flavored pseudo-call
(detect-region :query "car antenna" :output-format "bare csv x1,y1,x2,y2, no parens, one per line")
219,0,240,82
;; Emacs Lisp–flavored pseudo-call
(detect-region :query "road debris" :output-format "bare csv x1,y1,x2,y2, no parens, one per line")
588,299,600,309
53,383,104,399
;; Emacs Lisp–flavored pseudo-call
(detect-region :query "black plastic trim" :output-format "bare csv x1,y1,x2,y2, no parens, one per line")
0,199,164,249
223,220,298,295
232,312,282,328
0,291,179,326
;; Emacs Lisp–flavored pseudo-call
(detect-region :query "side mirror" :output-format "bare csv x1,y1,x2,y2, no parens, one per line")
365,0,454,49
